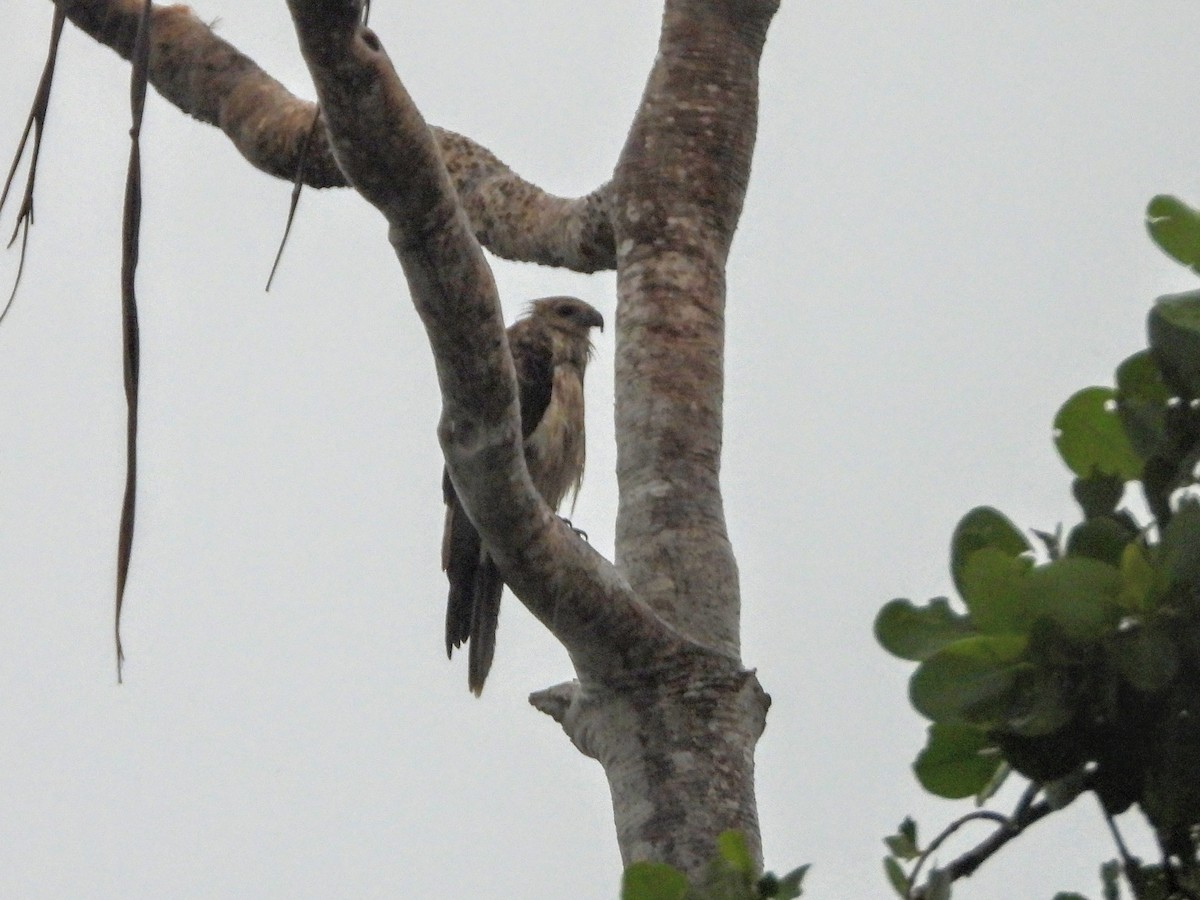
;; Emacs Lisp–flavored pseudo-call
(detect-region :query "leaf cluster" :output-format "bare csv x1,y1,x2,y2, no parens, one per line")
875,196,1200,892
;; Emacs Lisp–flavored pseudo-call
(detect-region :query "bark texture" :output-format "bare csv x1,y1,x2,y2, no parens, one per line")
47,0,780,885
600,0,780,873
50,0,616,271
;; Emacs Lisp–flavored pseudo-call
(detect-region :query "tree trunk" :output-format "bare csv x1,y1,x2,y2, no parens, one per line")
43,0,780,885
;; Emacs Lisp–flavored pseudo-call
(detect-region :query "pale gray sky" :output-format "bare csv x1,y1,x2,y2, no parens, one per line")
3,4,1199,898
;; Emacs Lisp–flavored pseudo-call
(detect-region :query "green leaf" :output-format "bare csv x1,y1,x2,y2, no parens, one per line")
959,548,1030,634
1043,769,1089,810
1147,194,1200,271
913,723,1002,799
1022,557,1123,643
717,831,755,876
1002,664,1076,737
1118,542,1156,613
910,635,1029,725
1100,860,1120,900
1065,518,1132,567
1071,473,1126,520
765,865,809,899
1148,290,1200,396
925,867,952,900
883,817,920,860
975,760,1011,805
875,598,976,661
951,507,1032,598
883,857,909,898
1115,350,1170,459
1054,387,1143,480
1159,499,1200,594
1050,893,1090,900
899,817,918,848
994,730,1086,783
622,862,689,900
1108,623,1178,693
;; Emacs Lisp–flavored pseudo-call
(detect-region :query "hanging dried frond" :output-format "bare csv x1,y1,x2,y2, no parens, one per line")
115,0,154,683
265,106,322,292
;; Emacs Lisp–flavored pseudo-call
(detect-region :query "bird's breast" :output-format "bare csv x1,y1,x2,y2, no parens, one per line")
524,365,586,510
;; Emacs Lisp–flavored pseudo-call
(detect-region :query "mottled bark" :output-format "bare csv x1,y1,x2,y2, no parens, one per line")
49,0,615,271
613,0,776,657
597,0,779,873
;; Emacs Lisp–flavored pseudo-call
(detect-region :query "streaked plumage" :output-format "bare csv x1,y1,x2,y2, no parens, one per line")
442,296,604,695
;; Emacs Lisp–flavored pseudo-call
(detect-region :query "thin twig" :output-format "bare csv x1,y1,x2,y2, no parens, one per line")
908,810,1009,897
910,782,1060,899
0,7,65,325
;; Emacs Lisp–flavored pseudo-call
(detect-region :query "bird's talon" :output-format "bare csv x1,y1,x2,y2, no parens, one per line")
559,516,589,542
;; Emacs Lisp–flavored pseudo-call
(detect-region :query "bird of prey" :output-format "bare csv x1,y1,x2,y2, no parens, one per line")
442,296,604,695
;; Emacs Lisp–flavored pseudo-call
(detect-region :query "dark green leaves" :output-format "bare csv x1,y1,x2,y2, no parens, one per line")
1147,195,1200,273
909,634,1028,725
879,194,1200,891
1115,351,1169,459
883,817,919,860
913,723,1002,799
883,857,908,898
875,598,975,662
1108,623,1178,693
950,506,1031,597
759,866,808,900
1159,500,1200,592
1022,558,1122,642
958,548,1029,634
1054,387,1142,480
1148,290,1200,395
882,819,920,897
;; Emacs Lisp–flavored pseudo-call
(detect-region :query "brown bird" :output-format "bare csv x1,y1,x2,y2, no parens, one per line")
442,296,604,695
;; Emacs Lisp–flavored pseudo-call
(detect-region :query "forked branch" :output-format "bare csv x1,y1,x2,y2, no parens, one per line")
283,0,674,685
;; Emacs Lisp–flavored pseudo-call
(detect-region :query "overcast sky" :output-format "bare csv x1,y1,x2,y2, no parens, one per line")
4,3,1200,898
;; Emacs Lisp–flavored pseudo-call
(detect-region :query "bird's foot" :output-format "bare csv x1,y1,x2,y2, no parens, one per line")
559,517,589,542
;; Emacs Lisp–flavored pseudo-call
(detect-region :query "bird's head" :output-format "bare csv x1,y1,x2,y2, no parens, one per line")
528,296,605,336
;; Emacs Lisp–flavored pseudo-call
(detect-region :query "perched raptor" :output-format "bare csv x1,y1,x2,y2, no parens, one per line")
442,296,604,695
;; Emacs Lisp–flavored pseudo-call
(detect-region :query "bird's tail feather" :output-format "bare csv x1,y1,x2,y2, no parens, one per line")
443,498,480,656
467,557,504,696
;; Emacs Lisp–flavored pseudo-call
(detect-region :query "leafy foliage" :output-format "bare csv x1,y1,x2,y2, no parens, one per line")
876,198,1200,897
621,832,807,900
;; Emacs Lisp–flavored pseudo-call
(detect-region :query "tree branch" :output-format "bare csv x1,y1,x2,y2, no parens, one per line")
282,0,677,688
611,0,778,655
50,0,616,271
911,789,1056,899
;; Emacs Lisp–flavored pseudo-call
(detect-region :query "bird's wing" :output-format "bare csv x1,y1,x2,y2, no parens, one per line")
441,315,559,694
509,316,555,439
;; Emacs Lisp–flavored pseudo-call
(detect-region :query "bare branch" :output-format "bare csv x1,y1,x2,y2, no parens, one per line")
911,788,1057,899
50,0,615,271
